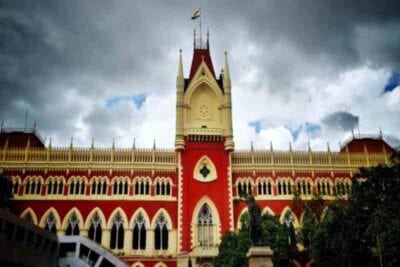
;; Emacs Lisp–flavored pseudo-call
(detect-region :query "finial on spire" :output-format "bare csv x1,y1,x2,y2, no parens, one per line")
207,27,210,48
177,49,184,84
193,29,196,47
223,51,231,89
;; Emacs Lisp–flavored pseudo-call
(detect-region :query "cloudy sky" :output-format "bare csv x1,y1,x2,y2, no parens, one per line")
1,0,400,150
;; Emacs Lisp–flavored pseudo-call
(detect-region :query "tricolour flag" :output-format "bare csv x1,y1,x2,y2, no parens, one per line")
191,8,201,20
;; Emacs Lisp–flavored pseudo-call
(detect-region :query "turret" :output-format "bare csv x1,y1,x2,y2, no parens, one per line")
175,49,185,150
223,52,234,151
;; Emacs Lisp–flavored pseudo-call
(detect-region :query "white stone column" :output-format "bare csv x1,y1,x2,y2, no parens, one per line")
147,229,154,254
102,229,110,248
124,229,133,255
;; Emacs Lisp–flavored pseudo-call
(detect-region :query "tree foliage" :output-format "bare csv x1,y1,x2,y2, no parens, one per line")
307,157,400,267
0,175,13,209
215,210,296,267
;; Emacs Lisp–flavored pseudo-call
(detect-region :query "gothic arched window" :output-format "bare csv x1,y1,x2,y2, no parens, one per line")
154,213,168,250
44,212,57,234
88,212,102,244
197,204,213,247
132,212,146,250
65,212,80,236
110,212,124,249
24,212,34,224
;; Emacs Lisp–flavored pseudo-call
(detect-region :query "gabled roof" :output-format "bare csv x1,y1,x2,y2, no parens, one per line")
188,47,216,84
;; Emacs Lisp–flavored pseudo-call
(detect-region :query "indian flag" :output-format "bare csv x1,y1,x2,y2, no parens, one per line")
191,8,201,20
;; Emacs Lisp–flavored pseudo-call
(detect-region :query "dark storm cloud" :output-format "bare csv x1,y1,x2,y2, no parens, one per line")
321,111,359,131
0,0,399,146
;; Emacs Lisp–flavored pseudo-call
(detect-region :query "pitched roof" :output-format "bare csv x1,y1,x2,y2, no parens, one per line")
188,47,216,84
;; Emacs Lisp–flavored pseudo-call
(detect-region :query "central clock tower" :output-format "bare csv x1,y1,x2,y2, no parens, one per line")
175,34,234,266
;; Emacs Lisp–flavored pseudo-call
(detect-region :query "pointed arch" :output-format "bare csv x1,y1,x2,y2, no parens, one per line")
154,262,168,267
237,207,248,230
62,207,84,231
20,207,38,225
191,196,221,226
279,206,299,228
84,207,107,229
151,208,173,229
129,208,151,229
39,207,61,230
107,207,129,229
132,263,145,267
191,196,221,247
193,155,217,182
262,206,275,216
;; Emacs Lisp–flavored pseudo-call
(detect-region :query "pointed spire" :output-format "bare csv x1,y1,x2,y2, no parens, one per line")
308,142,312,152
132,138,136,149
178,49,184,79
91,138,94,149
379,127,383,139
250,141,254,151
153,139,156,150
206,27,210,48
289,142,292,152
223,51,231,90
327,142,331,153
70,137,73,149
48,138,52,149
112,138,115,149
269,141,274,152
193,29,196,48
177,49,184,92
0,119,3,132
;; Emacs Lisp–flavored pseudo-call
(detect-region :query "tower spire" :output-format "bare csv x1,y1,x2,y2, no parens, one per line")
223,51,231,90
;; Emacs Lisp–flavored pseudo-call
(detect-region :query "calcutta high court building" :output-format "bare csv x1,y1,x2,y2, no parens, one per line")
0,33,395,267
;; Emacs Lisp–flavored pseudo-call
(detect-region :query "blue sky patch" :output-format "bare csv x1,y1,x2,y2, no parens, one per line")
286,122,321,141
248,120,262,134
384,71,400,93
106,93,149,110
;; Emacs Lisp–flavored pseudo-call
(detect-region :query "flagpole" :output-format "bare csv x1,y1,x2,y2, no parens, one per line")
199,7,202,47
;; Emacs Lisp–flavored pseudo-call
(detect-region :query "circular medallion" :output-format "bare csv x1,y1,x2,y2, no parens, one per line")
198,103,210,118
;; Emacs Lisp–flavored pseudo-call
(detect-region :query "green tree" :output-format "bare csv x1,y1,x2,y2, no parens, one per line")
311,156,400,267
0,175,13,209
216,210,296,267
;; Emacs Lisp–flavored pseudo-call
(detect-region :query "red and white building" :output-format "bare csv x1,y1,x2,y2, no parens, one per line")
0,35,395,267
